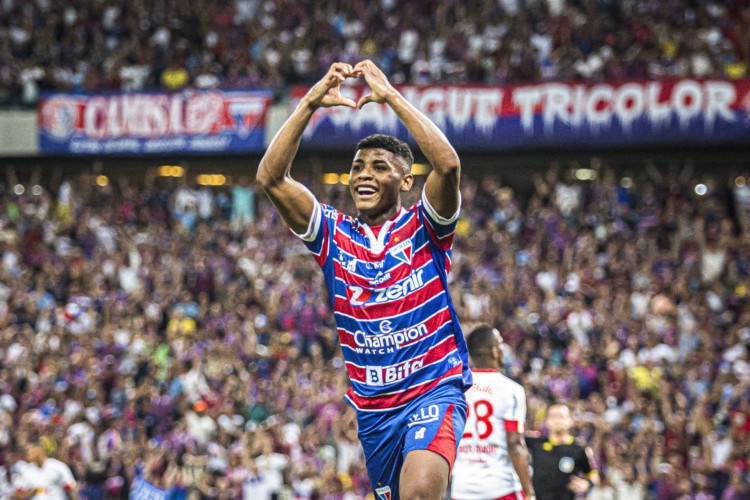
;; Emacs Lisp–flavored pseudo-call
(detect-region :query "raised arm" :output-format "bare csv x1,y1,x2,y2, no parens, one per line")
256,63,356,234
354,60,460,219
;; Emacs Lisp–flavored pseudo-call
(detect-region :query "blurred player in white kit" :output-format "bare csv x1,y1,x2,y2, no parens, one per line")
451,325,535,500
12,445,78,500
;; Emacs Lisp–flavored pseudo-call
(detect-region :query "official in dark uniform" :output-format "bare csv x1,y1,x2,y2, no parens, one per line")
525,403,599,500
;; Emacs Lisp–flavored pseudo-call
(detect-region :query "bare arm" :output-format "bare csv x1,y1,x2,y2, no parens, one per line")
256,63,356,234
569,445,600,494
12,488,36,500
354,60,460,219
507,432,535,499
569,471,601,494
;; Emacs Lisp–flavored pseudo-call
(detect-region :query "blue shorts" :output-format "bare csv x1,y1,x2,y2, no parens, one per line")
356,382,468,500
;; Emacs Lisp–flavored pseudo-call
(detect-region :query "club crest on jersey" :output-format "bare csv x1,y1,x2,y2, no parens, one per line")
346,269,424,307
375,486,392,500
389,239,412,265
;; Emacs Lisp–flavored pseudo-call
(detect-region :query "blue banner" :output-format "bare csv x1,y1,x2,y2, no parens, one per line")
38,90,272,155
129,477,169,500
292,79,750,151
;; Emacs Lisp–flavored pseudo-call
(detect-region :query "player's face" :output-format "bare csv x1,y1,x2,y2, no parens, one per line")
349,148,413,217
546,405,573,434
26,446,45,466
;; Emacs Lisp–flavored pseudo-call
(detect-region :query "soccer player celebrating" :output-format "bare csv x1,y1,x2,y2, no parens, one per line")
452,325,535,500
257,60,471,500
525,403,600,500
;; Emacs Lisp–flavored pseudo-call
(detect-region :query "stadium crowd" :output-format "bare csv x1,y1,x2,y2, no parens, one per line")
0,160,748,499
1,0,750,105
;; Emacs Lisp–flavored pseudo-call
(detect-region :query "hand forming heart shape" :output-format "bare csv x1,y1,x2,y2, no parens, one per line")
302,60,398,111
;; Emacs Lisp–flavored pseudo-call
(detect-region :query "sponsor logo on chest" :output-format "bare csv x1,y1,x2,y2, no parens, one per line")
366,358,424,386
346,268,425,307
368,271,392,286
352,322,429,355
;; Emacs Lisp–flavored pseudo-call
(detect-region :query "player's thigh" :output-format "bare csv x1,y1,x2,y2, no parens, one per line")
400,449,450,500
399,397,467,499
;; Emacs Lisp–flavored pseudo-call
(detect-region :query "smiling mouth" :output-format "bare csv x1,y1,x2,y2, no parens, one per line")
354,186,378,198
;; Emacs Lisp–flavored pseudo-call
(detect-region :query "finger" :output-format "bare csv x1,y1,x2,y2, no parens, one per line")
362,59,379,72
327,73,346,87
332,62,355,77
357,95,374,109
320,73,342,90
336,97,357,109
331,62,348,73
329,67,348,80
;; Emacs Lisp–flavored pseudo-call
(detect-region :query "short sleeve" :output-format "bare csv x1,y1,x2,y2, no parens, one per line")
577,446,595,475
54,460,77,490
502,384,527,433
290,202,334,265
525,435,541,449
418,186,461,250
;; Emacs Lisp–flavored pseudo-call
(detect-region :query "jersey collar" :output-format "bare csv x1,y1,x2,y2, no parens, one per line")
358,207,407,254
547,435,575,446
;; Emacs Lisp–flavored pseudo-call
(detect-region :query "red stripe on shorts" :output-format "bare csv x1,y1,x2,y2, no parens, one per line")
427,403,457,471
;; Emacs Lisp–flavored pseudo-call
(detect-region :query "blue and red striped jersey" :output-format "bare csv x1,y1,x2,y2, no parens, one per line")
294,188,472,412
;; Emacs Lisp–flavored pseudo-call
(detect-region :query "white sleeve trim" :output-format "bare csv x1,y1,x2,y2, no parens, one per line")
421,186,461,225
291,202,322,242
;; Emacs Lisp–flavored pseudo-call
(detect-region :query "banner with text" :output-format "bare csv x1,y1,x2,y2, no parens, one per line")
39,90,272,155
291,79,750,150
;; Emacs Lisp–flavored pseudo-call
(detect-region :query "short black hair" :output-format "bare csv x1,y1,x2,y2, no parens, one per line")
465,324,500,359
356,134,414,168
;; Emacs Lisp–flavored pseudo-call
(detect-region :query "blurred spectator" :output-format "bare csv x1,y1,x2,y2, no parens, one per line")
2,1,750,106
0,161,749,499
231,176,256,231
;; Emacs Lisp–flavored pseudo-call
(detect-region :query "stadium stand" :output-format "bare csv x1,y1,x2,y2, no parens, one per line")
1,0,749,105
1,1,750,499
0,164,748,498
